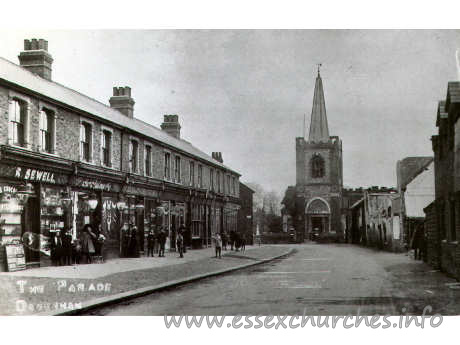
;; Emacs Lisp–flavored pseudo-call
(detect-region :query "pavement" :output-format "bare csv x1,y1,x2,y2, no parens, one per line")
88,243,460,316
0,244,293,316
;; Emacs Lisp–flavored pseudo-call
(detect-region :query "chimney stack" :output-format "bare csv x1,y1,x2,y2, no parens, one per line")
161,115,181,139
109,86,135,118
212,152,223,163
18,39,53,80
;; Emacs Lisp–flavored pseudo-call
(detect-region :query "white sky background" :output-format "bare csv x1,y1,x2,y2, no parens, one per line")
0,30,459,196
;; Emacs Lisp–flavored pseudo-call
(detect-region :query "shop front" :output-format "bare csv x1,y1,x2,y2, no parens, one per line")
0,160,71,271
70,175,123,260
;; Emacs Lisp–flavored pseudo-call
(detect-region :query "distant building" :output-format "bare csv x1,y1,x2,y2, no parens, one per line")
295,69,343,242
347,187,401,251
424,82,460,279
237,182,254,245
396,157,435,249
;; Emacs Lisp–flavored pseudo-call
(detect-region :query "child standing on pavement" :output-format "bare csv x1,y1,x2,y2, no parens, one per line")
176,231,184,258
147,230,155,257
214,233,222,258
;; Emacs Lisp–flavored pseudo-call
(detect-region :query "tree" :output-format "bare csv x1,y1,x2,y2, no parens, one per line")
245,182,282,233
281,186,297,218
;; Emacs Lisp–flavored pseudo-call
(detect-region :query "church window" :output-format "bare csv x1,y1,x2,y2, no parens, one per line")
311,154,325,178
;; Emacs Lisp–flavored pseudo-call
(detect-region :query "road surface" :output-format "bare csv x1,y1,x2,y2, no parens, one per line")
86,243,460,316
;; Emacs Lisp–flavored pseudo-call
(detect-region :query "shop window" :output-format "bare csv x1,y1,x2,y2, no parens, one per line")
198,165,203,188
164,152,171,180
101,130,112,167
8,99,27,147
174,156,181,183
130,140,139,173
189,161,195,186
311,154,325,178
217,171,221,193
40,187,67,240
39,109,55,154
145,145,152,176
210,169,214,191
80,121,92,162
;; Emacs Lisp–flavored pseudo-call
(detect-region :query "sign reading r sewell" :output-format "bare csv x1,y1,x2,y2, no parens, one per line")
0,165,68,185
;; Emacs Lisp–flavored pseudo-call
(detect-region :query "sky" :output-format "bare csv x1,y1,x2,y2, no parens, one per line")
0,30,459,196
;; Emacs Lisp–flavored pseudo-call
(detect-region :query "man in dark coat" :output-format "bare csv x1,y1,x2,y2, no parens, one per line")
129,226,140,258
50,231,63,266
147,230,155,257
61,228,73,265
158,229,167,257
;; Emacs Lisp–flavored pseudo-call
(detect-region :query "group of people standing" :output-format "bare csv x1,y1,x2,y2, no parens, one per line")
213,231,247,258
146,226,169,257
49,224,105,266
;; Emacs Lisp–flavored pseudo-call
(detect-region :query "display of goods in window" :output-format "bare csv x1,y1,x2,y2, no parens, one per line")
5,242,26,272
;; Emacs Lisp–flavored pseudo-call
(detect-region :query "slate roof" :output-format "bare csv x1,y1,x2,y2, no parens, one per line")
0,56,240,176
397,156,434,190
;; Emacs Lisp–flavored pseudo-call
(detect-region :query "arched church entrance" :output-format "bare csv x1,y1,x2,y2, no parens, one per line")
305,198,331,239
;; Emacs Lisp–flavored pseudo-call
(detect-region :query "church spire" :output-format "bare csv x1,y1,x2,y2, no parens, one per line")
308,65,330,142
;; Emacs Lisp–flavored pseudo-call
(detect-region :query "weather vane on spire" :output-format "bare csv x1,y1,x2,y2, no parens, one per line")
317,63,322,75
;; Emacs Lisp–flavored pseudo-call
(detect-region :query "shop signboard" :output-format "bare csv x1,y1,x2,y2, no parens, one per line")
0,164,68,185
73,177,116,192
5,243,26,272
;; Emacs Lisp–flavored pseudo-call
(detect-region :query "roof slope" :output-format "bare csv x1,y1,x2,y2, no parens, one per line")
0,57,239,175
397,156,434,190
308,71,330,142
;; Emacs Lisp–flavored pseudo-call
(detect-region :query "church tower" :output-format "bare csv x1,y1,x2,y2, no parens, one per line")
295,67,343,242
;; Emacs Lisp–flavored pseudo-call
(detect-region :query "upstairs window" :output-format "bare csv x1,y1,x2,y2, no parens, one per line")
311,154,325,178
174,156,181,183
9,99,27,147
210,169,214,191
189,161,195,186
164,152,171,180
101,130,112,167
80,122,92,162
198,165,203,188
39,109,55,153
217,171,221,193
130,140,139,173
145,145,152,176
232,176,236,195
227,175,231,195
